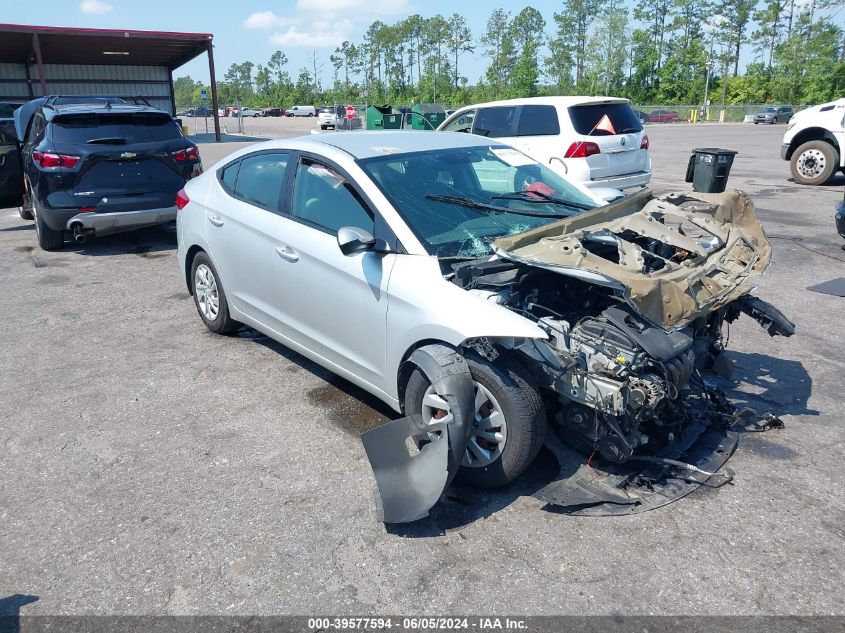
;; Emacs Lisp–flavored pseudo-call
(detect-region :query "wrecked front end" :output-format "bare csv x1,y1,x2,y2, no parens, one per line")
366,189,794,522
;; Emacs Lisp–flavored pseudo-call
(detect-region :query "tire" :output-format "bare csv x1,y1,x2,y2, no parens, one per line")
790,140,839,185
32,197,64,250
190,252,241,334
403,352,546,488
18,187,33,220
772,117,778,124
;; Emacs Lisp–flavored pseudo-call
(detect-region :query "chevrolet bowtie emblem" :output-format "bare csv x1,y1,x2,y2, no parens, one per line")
120,152,137,159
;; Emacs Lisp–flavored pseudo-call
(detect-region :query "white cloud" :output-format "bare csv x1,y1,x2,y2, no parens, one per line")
79,0,113,14
243,11,299,30
269,23,353,49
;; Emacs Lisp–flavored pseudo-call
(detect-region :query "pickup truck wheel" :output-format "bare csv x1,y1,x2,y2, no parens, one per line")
32,198,65,250
191,252,240,334
791,140,838,185
403,352,546,488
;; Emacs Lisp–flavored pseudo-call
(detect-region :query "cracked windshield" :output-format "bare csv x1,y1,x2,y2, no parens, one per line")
361,146,599,257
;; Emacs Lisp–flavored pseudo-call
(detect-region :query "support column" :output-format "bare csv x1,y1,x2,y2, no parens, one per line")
32,33,47,96
207,39,221,142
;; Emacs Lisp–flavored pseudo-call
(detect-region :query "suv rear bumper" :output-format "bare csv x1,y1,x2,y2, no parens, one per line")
836,200,845,239
587,170,651,190
66,207,177,235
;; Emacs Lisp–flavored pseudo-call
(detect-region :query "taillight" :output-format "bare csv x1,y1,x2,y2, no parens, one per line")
564,141,601,159
640,134,650,150
175,188,190,210
32,151,80,168
172,146,200,162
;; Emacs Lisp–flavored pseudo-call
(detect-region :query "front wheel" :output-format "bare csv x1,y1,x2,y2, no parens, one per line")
190,252,241,334
772,117,778,124
403,352,546,488
791,140,838,185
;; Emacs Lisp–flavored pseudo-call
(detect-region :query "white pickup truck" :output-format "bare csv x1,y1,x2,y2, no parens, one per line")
781,98,845,185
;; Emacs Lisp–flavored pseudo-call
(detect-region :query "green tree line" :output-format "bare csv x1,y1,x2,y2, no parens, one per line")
175,0,845,110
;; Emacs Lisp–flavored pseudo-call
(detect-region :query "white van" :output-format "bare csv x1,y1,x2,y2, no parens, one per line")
438,96,651,194
286,105,316,117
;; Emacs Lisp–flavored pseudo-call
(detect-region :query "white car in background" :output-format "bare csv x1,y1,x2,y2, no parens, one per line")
438,97,651,200
238,107,262,117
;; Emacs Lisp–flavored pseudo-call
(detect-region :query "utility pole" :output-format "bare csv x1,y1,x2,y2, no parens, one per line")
702,36,714,121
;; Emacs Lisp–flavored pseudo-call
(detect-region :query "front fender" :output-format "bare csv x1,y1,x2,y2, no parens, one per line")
385,255,547,401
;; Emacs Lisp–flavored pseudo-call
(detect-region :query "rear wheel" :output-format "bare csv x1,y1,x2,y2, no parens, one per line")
190,252,240,334
18,190,33,220
403,352,546,488
32,197,64,250
791,140,838,185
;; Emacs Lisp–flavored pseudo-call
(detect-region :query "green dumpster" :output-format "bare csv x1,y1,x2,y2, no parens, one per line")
366,105,402,130
409,103,446,130
684,148,738,193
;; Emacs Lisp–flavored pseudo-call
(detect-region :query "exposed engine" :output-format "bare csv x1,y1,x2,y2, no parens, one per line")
452,258,787,466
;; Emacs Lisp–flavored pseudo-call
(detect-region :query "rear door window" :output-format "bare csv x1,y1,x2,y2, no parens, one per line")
472,107,517,138
51,113,183,144
568,103,642,136
516,105,560,136
232,152,289,211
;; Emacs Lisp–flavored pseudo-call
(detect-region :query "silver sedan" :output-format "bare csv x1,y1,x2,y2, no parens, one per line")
176,131,604,489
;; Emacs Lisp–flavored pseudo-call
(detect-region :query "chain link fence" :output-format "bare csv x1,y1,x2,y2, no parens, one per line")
632,104,807,123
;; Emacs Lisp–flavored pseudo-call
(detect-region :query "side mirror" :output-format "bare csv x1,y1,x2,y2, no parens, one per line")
337,226,376,256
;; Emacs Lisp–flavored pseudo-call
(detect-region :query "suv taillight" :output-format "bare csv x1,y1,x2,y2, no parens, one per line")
32,151,80,168
176,188,190,210
172,146,200,162
564,141,601,158
640,134,649,150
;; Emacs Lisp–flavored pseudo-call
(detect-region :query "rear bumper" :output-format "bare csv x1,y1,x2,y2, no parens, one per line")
587,170,651,190
836,201,845,239
66,206,177,235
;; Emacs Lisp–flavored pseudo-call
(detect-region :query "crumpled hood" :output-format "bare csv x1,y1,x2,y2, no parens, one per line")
493,189,772,329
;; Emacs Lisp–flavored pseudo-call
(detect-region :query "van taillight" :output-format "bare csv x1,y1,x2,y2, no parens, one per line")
564,141,601,158
32,151,80,168
176,189,190,210
173,146,200,162
640,134,650,150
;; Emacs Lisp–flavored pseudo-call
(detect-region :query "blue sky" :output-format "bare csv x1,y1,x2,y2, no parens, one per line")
7,1,840,86
3,0,554,86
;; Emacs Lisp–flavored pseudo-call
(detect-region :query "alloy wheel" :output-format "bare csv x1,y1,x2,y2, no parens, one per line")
194,264,220,321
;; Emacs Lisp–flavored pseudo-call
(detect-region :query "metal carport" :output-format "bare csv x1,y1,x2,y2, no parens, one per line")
0,23,221,141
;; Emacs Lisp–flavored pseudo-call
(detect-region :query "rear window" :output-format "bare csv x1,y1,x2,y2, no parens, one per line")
0,104,16,118
319,107,334,114
517,105,560,136
473,107,517,138
51,113,183,144
568,103,642,136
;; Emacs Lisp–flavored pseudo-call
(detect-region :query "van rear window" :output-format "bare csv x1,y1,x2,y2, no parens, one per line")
517,105,560,136
568,103,642,136
52,113,183,144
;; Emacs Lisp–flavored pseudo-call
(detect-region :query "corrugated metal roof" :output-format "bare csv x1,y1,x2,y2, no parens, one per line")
0,23,212,69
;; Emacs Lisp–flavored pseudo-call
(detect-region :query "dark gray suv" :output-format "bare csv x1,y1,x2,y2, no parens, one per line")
754,106,793,124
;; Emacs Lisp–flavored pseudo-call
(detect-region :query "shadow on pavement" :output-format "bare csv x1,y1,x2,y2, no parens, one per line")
0,594,39,633
724,350,817,417
67,223,176,258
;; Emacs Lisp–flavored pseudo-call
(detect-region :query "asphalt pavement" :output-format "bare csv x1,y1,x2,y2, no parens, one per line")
0,122,843,615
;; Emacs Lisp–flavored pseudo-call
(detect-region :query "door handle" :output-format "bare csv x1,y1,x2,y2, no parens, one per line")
208,216,224,227
275,245,300,263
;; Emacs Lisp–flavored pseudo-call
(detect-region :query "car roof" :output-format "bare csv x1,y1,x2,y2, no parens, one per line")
46,103,166,116
308,130,507,159
453,96,630,111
